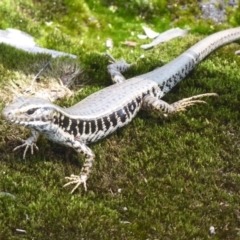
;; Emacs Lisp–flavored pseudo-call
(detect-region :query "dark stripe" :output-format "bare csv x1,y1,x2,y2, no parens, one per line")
117,109,127,123
56,114,67,129
109,112,118,127
79,120,84,135
52,114,59,125
136,96,142,106
127,100,136,115
97,118,103,131
61,115,70,129
85,121,90,134
159,81,165,91
152,87,157,97
123,106,130,119
103,116,111,129
90,120,96,133
70,119,78,136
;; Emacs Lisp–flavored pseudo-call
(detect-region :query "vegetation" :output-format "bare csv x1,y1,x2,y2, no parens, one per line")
0,0,240,239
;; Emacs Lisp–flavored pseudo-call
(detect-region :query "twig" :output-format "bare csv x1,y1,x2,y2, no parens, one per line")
25,60,51,93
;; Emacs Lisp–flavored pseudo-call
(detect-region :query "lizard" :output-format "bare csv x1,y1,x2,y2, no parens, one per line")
2,27,240,193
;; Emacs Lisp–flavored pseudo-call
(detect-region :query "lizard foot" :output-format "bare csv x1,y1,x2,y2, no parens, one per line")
172,93,218,112
13,137,39,159
64,174,87,194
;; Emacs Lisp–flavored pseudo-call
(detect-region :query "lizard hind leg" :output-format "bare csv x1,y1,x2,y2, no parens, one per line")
142,93,218,114
171,93,218,113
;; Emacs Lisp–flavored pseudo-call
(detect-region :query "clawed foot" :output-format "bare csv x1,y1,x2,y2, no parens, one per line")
172,93,218,112
64,174,88,194
13,137,39,159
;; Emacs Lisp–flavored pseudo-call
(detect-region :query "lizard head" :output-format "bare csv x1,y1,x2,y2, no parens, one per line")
2,97,57,128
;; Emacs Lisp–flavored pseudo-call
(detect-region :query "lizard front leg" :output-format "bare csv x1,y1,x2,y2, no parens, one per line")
13,129,39,159
106,52,134,83
63,141,95,194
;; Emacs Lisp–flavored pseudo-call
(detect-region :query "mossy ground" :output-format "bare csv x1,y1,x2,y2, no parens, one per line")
1,0,240,239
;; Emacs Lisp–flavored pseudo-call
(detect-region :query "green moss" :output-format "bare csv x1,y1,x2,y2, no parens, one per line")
1,0,240,239
232,6,240,25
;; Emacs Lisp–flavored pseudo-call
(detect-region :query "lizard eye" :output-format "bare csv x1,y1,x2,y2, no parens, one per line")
26,108,37,115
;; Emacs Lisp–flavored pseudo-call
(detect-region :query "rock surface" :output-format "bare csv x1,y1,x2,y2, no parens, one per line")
0,28,77,58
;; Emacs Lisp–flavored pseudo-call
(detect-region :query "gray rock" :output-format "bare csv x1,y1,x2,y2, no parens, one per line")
0,28,77,58
200,0,226,23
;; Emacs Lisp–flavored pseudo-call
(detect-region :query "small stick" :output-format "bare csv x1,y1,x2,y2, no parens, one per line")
25,60,51,93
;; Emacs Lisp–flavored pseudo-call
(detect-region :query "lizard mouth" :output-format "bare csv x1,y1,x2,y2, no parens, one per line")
2,113,28,126
10,119,27,126
2,108,16,122
2,106,51,128
2,107,31,126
